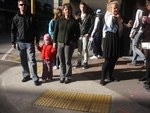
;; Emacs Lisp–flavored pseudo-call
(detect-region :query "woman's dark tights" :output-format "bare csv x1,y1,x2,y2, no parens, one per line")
100,57,118,85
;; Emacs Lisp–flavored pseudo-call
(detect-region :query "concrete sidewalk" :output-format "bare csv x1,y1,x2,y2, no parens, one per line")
0,51,150,113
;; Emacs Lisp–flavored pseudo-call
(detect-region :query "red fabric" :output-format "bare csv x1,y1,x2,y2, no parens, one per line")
38,44,56,60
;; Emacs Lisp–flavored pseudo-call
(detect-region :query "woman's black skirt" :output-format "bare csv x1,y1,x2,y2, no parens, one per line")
103,31,120,58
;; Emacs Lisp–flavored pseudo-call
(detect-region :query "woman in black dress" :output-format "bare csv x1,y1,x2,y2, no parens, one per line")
100,1,120,86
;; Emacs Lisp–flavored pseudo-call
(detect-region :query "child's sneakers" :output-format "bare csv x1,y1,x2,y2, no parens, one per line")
42,79,52,83
53,65,58,70
42,79,46,83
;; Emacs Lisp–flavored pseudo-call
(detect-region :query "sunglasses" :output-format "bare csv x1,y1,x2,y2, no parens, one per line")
19,4,27,6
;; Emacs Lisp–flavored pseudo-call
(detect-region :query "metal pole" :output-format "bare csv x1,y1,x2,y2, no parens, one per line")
31,0,35,14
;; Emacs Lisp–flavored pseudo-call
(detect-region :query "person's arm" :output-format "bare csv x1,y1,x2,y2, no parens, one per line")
33,15,40,46
37,44,43,52
11,17,17,49
91,17,99,37
87,14,94,36
53,19,59,49
72,21,80,43
130,9,142,38
48,19,55,39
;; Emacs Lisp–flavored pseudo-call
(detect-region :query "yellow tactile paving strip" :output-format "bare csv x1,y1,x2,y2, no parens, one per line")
33,90,112,113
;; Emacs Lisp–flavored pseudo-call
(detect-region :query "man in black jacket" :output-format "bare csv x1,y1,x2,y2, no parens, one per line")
11,0,40,86
74,1,94,69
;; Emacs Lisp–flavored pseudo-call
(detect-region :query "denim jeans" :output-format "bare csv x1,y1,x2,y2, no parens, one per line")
131,32,146,64
17,42,39,81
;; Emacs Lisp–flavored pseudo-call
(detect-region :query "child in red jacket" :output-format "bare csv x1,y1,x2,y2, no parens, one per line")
37,34,56,82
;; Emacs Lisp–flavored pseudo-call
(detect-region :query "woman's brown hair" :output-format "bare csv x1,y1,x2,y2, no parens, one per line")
62,3,73,17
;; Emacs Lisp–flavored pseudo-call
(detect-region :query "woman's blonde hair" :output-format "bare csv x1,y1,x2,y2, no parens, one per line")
108,1,118,12
53,8,62,20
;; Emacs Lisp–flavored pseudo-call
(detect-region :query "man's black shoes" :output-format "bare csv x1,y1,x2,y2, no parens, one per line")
22,76,31,82
34,80,41,86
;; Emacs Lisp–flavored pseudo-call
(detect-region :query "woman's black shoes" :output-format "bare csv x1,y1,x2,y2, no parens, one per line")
60,78,71,84
60,78,65,83
64,78,71,84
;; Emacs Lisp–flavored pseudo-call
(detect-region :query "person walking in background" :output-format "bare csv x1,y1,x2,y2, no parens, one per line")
74,1,94,69
127,0,147,66
140,1,150,82
48,8,62,70
100,1,120,86
11,0,40,86
53,3,80,84
37,34,56,83
90,9,103,59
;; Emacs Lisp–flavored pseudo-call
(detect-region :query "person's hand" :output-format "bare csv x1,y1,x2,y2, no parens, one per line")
126,23,132,28
75,15,80,20
53,43,57,49
147,17,150,24
89,37,93,41
36,42,39,47
12,44,16,49
142,16,147,23
129,34,133,38
84,34,89,37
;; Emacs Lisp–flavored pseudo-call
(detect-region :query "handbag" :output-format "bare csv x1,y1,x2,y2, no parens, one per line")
141,42,150,50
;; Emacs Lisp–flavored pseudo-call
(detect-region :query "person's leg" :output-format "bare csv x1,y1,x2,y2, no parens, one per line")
18,42,30,78
108,57,118,81
77,37,83,63
100,58,110,85
56,52,60,68
26,42,39,82
99,35,103,56
139,49,150,81
92,36,97,56
58,42,66,81
47,60,53,80
132,33,146,63
42,60,47,81
94,33,102,56
53,56,57,69
82,36,89,68
131,38,138,65
64,44,74,83
74,37,82,68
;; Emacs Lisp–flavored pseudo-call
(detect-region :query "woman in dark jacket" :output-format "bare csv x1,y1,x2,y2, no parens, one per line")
53,3,80,84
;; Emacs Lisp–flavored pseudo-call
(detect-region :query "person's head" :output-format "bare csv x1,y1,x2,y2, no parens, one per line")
96,9,102,15
136,0,146,8
62,3,72,18
146,1,150,10
53,8,62,20
79,2,87,13
109,1,119,15
43,34,51,45
18,0,27,14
